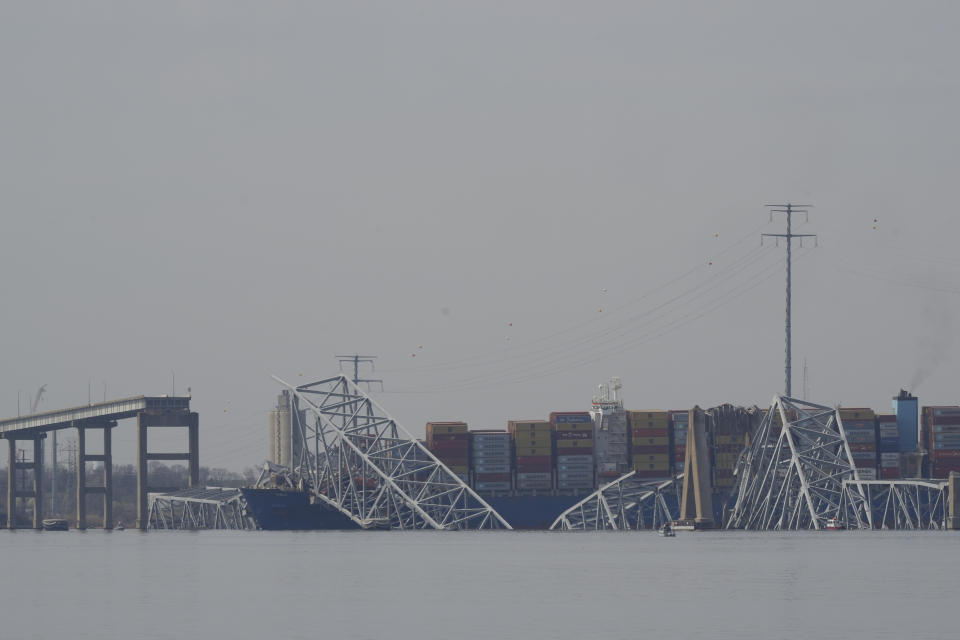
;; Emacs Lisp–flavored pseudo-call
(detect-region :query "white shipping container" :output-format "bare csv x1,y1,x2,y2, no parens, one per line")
474,464,511,474
856,468,878,480
474,482,511,491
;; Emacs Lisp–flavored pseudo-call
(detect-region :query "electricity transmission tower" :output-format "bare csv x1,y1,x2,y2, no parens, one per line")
335,354,383,391
763,203,816,397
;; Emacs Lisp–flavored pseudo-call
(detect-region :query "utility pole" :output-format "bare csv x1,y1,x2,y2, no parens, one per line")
335,355,383,391
763,203,816,397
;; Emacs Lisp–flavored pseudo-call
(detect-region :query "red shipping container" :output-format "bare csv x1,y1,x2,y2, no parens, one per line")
557,447,594,456
880,468,901,479
931,449,960,458
933,466,960,478
931,416,960,425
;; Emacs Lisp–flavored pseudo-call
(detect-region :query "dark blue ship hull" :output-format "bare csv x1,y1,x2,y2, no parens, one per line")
484,494,590,529
241,489,359,530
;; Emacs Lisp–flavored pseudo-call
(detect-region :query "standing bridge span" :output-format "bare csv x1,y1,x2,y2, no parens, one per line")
0,395,197,530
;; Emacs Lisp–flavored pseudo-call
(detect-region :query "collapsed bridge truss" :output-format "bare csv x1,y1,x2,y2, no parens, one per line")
550,471,684,530
275,375,511,530
148,488,255,530
840,479,949,530
725,395,871,530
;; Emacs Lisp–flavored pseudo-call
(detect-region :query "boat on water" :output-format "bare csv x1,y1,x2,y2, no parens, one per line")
41,519,69,531
658,524,675,537
824,517,845,530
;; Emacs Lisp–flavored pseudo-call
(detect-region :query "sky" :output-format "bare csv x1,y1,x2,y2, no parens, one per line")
2,1,959,471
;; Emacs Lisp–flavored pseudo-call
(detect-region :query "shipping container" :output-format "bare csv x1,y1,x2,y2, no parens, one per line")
880,467,901,480
514,447,551,457
426,421,469,435
838,408,876,420
557,447,594,456
474,482,511,491
550,412,593,424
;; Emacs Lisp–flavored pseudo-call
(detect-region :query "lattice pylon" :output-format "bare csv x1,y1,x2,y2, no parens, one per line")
725,395,871,530
274,375,512,530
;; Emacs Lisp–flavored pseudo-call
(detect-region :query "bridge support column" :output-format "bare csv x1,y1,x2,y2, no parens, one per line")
6,438,14,529
136,414,148,530
4,435,43,529
32,436,43,529
136,410,199,530
103,425,113,529
76,425,86,529
677,407,715,530
76,421,116,530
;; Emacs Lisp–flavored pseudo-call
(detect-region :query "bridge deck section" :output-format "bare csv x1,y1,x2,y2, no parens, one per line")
0,395,190,436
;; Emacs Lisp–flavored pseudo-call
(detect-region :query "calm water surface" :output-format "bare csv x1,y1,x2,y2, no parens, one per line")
1,530,956,640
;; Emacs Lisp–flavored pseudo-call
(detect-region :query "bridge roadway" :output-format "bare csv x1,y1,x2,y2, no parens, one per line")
0,395,198,530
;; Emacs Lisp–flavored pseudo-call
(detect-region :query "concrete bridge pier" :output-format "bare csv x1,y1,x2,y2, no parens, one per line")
5,435,44,529
136,411,199,530
75,421,116,530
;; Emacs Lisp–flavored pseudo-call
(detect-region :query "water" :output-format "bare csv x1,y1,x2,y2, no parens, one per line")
2,530,956,640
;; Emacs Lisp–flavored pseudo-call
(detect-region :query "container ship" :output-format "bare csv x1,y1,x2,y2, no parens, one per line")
252,385,945,530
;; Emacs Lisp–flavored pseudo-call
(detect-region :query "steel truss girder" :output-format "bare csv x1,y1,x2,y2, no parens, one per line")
839,479,949,530
725,395,870,531
148,491,254,530
549,471,684,531
275,375,511,530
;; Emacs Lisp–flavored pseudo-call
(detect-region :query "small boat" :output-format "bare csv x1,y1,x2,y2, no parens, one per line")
658,524,676,537
824,517,845,530
41,518,69,531
115,521,125,531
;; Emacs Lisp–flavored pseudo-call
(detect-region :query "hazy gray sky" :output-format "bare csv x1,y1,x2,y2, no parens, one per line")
2,2,959,470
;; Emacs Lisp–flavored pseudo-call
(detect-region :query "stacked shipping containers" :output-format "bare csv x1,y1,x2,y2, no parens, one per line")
876,413,901,480
629,411,671,478
551,412,594,491
470,430,512,492
839,408,877,480
593,406,630,480
922,406,960,478
509,420,554,491
709,405,750,490
669,410,689,474
426,421,469,483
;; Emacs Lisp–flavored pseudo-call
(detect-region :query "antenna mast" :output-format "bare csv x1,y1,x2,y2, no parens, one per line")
763,203,817,397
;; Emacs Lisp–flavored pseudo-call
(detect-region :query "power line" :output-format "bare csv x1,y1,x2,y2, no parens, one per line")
762,203,817,397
